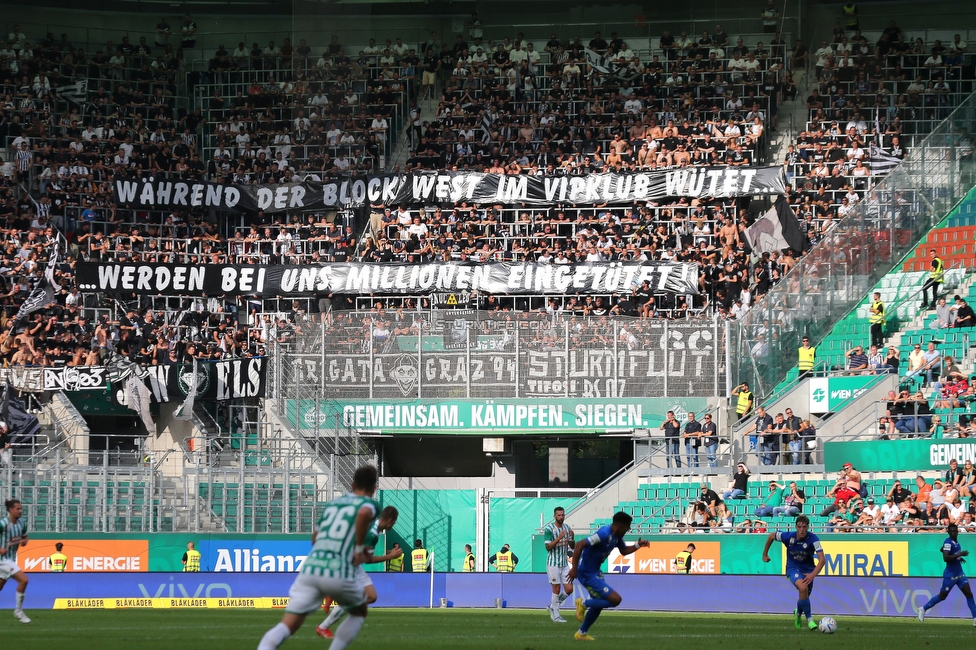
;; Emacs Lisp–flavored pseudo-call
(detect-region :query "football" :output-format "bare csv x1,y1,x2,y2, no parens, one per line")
818,617,838,634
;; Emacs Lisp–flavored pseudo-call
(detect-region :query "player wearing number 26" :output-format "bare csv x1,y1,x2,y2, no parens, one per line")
257,466,380,650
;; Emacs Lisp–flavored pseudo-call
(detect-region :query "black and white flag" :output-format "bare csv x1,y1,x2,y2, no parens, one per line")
744,203,790,253
583,48,624,76
56,80,87,105
125,374,156,434
13,250,60,327
173,358,198,421
870,144,902,175
481,113,492,145
0,381,41,444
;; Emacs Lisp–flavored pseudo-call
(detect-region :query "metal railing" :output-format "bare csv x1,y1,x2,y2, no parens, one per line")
733,88,976,400
271,312,730,403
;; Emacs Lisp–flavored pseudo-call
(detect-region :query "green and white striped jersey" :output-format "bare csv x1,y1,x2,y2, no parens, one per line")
544,522,572,567
364,520,380,550
0,516,27,562
301,493,378,580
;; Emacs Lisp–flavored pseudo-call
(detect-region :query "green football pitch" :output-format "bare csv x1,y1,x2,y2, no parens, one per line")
0,608,971,649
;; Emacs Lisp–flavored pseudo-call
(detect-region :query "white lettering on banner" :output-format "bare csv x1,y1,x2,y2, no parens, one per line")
859,589,932,615
216,359,264,400
212,549,308,573
72,556,141,571
929,443,976,466
92,265,204,293
635,558,715,573
574,403,644,427
342,404,461,428
80,261,699,296
137,582,233,599
471,404,564,428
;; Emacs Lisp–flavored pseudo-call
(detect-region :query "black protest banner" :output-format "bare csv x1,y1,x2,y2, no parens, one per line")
78,261,700,297
111,358,268,406
112,167,786,213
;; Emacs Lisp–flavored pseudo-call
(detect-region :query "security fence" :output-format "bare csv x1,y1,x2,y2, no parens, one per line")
271,311,730,405
733,90,976,400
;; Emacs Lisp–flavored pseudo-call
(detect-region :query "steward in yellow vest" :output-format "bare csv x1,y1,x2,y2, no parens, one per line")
732,382,754,420
50,542,67,572
842,2,859,30
869,292,886,348
921,249,944,310
387,543,404,571
462,544,475,572
182,542,201,572
675,543,696,573
798,337,816,378
411,539,430,572
490,544,518,572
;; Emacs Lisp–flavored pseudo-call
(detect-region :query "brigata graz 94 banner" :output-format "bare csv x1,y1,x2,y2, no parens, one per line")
112,167,786,213
77,261,699,297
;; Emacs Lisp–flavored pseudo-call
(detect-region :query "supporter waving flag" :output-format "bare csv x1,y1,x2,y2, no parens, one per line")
870,144,902,175
56,79,87,105
12,249,60,328
0,381,41,445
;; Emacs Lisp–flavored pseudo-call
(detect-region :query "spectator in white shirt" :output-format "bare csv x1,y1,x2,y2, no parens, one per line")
370,115,389,143
508,44,527,65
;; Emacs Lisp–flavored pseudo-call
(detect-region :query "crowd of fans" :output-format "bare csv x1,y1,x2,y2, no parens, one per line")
678,461,976,533
0,15,969,369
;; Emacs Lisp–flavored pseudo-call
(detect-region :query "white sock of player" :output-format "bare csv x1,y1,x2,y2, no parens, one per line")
257,622,291,650
319,605,346,629
15,592,24,610
329,614,365,650
550,593,560,611
558,592,570,605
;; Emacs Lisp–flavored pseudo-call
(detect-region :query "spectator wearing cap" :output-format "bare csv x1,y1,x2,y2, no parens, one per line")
855,497,881,531
753,480,783,517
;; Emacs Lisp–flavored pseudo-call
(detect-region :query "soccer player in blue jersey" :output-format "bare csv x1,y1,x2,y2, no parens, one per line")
761,514,825,631
566,511,648,641
916,523,976,625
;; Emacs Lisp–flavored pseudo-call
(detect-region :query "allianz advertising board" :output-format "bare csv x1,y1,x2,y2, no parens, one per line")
198,540,311,573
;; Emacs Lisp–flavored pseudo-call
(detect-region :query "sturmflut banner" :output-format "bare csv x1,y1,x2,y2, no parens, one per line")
77,261,700,297
112,167,786,213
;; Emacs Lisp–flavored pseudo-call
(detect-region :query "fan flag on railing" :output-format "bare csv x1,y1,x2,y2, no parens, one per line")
869,144,902,175
173,358,198,421
13,249,61,328
56,80,87,105
745,197,807,255
0,380,41,444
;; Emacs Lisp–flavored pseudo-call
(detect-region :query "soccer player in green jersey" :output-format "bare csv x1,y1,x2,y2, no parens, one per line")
544,506,574,623
0,498,31,623
316,505,402,638
258,466,380,650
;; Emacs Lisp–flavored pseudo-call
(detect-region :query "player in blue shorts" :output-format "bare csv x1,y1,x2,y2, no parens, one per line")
916,523,976,625
566,511,648,641
761,514,825,631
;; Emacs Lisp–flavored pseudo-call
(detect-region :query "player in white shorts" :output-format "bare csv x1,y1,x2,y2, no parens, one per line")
0,498,31,623
317,505,402,639
543,506,575,623
258,466,380,650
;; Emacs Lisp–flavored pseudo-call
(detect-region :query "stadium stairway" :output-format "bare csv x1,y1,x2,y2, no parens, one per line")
773,187,976,388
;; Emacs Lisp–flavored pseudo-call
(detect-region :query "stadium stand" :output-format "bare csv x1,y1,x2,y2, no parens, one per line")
1,7,976,540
